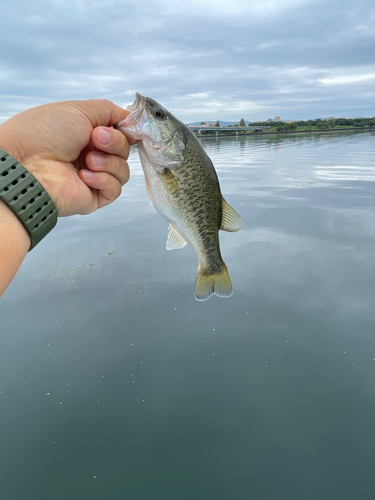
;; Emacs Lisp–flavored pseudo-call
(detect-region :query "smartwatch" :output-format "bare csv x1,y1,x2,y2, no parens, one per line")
0,148,58,251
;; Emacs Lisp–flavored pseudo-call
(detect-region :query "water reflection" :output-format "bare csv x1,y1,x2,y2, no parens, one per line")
2,130,375,499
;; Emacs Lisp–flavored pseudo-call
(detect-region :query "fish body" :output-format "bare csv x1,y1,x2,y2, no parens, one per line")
115,93,243,300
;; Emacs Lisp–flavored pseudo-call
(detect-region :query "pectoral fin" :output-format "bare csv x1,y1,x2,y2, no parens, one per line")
160,168,180,197
166,224,188,250
220,197,243,232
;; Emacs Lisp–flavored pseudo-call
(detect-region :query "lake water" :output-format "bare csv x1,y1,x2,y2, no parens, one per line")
1,130,375,499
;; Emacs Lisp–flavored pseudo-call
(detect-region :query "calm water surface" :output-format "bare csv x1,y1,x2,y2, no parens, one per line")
1,130,375,499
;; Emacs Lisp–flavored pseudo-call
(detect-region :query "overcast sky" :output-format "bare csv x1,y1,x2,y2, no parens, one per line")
1,0,375,123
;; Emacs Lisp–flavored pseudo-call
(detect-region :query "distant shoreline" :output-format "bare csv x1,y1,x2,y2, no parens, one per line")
197,126,375,138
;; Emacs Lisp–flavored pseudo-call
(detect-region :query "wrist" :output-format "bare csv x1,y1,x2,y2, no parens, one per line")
0,148,58,250
0,125,24,165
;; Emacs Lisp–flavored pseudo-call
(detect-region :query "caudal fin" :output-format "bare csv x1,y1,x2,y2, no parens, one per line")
194,263,233,301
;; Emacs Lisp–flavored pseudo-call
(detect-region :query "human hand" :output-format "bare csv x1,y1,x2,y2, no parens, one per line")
0,99,135,217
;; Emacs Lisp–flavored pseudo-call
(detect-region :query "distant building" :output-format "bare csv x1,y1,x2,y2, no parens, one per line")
275,116,281,122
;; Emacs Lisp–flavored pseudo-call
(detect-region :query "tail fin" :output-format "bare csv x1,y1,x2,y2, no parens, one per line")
194,263,233,301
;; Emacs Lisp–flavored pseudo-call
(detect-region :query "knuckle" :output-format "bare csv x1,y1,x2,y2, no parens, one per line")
122,163,130,184
113,182,122,200
115,157,130,185
94,99,112,109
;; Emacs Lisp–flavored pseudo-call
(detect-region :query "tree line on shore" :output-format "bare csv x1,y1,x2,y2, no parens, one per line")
198,117,375,134
258,117,375,132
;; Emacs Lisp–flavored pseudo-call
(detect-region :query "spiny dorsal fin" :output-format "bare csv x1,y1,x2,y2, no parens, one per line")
166,224,188,251
220,197,243,232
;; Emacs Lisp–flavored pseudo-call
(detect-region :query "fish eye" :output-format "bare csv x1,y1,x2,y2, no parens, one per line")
152,107,166,119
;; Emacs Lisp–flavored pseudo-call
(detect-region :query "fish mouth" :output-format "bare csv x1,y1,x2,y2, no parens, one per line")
126,92,144,113
114,92,147,138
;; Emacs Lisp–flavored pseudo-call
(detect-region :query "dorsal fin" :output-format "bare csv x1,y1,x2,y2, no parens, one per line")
220,197,243,232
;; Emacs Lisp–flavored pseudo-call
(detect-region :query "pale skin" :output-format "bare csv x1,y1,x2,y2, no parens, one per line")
0,99,136,297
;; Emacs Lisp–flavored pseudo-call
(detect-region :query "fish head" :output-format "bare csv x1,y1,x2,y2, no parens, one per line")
115,93,186,168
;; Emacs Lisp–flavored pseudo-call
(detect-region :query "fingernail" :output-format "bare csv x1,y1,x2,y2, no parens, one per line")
82,169,94,180
92,153,104,168
99,129,111,145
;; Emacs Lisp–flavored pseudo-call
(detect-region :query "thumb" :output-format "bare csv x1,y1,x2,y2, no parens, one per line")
69,99,130,128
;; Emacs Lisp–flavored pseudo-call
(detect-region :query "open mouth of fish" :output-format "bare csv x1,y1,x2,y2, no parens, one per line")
114,92,147,138
114,92,167,149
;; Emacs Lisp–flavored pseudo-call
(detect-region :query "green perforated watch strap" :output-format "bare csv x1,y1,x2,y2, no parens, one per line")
0,148,58,251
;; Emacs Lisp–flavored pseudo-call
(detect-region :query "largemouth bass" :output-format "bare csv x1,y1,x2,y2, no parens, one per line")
115,93,243,301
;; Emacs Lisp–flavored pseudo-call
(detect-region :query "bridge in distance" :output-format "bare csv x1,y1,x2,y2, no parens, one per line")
188,125,272,136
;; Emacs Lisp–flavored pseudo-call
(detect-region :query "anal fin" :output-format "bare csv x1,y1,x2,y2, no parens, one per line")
166,224,188,251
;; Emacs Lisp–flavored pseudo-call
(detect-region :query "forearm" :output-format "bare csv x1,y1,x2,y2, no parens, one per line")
0,200,30,297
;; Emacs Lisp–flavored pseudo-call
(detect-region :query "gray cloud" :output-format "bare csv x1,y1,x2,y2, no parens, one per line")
1,0,375,123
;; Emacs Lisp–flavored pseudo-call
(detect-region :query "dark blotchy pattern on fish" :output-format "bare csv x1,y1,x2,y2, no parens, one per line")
116,93,242,300
169,131,224,273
